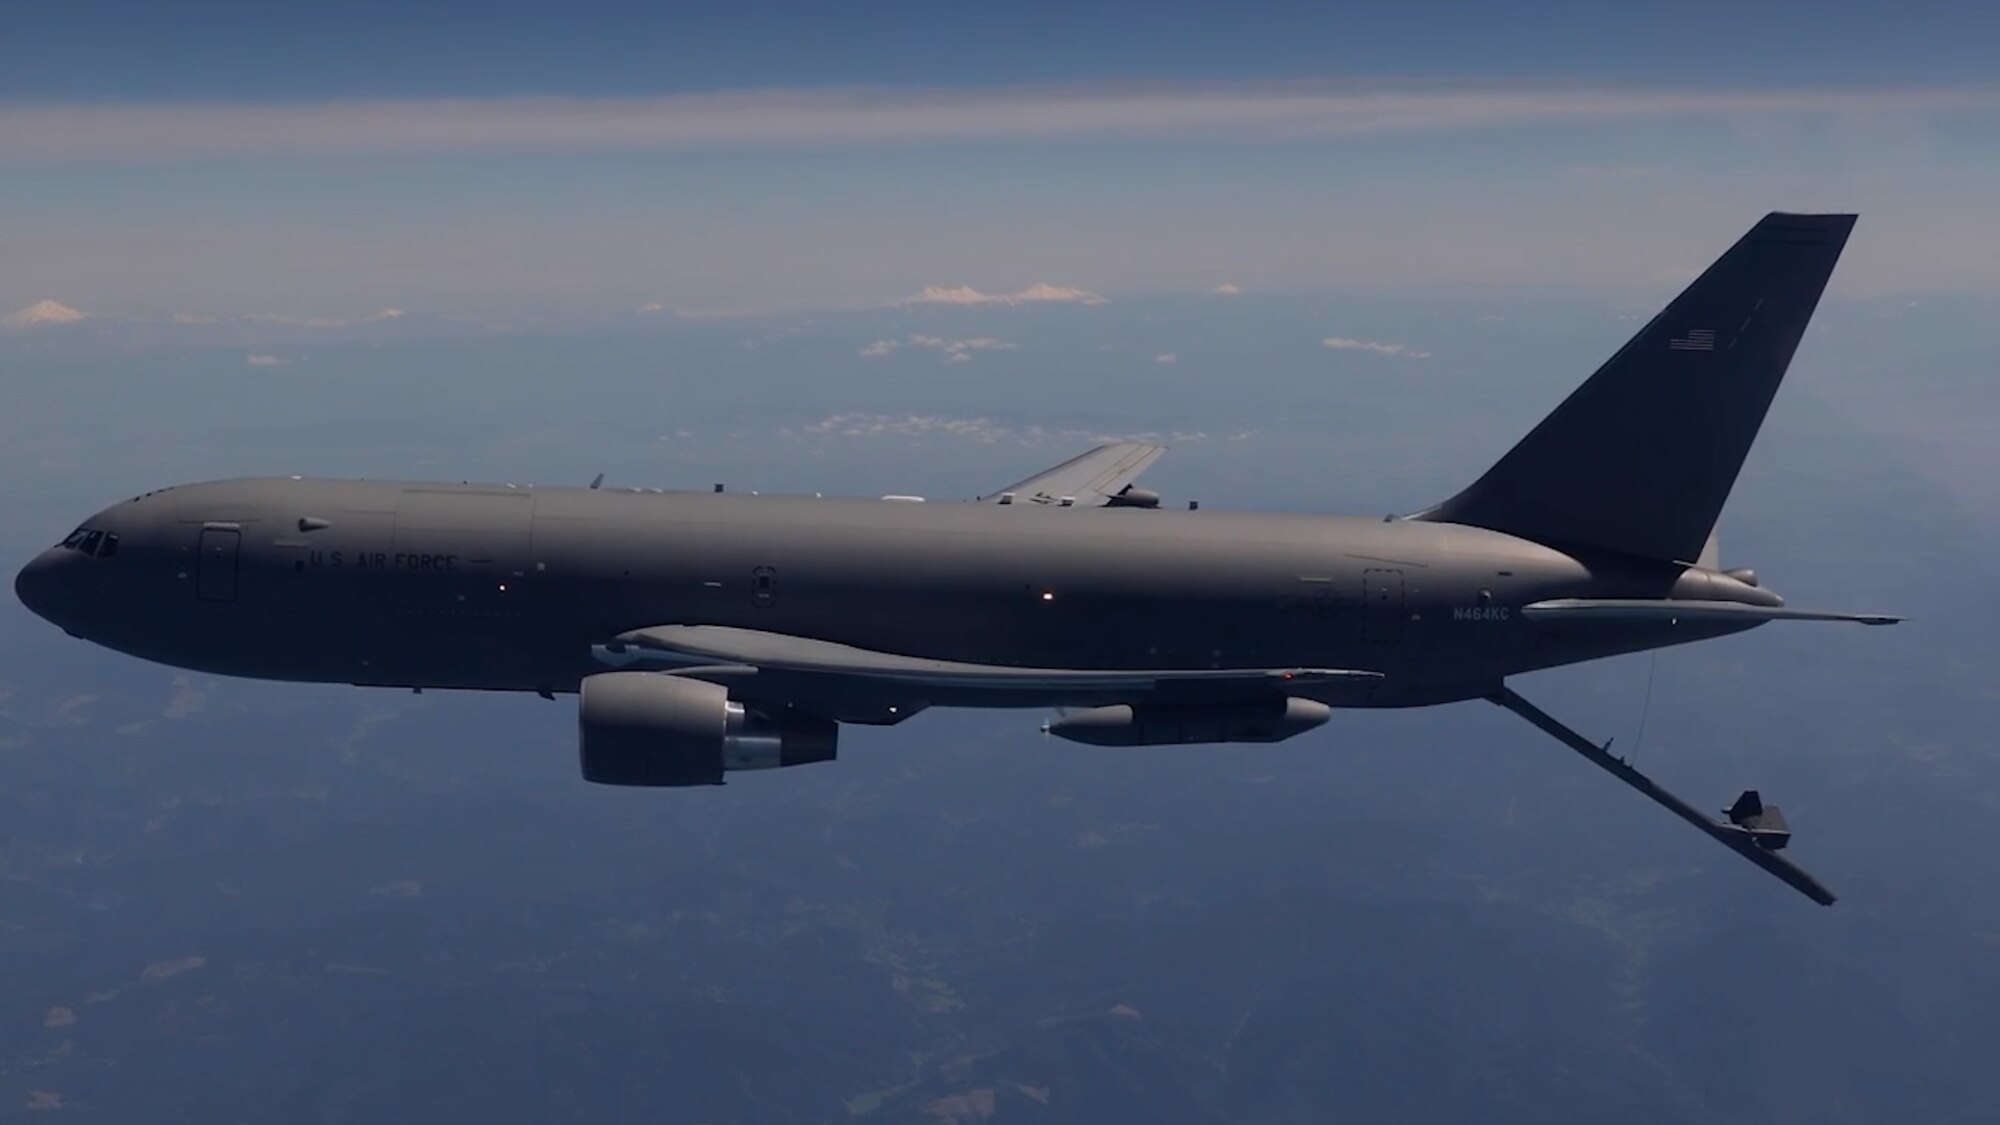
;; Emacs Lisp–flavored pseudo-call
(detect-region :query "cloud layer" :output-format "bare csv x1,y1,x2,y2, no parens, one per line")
7,83,1990,163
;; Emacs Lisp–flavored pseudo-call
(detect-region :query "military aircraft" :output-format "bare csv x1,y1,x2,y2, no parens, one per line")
15,212,1895,904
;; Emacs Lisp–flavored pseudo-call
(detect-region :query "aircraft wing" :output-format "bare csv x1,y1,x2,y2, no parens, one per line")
598,625,1377,707
983,441,1166,507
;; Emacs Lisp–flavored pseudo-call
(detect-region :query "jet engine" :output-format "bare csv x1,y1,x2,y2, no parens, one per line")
578,672,837,786
1045,697,1330,747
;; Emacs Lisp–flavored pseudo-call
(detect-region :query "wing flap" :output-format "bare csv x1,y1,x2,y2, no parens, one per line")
985,441,1165,507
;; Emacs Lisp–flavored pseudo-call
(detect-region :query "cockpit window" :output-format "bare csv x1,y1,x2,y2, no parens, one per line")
57,527,119,557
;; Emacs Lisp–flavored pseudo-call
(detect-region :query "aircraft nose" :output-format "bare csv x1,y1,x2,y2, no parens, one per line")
15,549,71,625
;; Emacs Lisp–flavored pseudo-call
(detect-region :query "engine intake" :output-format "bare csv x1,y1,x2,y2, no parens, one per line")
578,672,837,786
1046,697,1330,747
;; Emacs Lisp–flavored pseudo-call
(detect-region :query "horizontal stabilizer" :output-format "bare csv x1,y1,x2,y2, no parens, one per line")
1522,599,1901,626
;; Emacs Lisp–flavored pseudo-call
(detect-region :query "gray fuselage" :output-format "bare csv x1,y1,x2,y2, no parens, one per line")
16,476,1761,710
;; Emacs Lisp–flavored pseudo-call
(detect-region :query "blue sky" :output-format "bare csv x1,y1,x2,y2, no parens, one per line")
4,1,1999,318
8,1,1999,97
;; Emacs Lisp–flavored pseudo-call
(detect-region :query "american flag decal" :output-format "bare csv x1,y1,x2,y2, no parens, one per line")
1668,327,1717,351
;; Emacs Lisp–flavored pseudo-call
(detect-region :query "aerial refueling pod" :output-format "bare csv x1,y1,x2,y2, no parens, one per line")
578,672,836,786
1106,486,1161,509
1046,697,1330,747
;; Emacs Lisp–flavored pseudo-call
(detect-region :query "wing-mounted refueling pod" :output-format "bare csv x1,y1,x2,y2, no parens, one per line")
1105,485,1161,509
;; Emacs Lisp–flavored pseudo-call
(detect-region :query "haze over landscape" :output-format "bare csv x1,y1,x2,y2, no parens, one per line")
4,1,1999,1121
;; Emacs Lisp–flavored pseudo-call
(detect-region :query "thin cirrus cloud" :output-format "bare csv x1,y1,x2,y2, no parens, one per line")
2,302,405,330
3,82,1992,163
800,412,1216,448
1323,336,1430,358
805,412,1012,441
860,334,1018,362
241,308,405,328
638,302,763,319
1564,163,1665,178
903,283,1105,306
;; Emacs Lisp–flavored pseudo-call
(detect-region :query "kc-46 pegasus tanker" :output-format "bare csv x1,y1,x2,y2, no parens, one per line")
16,213,1897,903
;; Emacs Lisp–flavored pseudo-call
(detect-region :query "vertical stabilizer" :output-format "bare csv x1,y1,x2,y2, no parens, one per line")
1420,213,1854,563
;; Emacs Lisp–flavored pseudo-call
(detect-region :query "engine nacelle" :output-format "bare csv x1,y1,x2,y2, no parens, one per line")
578,672,837,786
1046,697,1330,747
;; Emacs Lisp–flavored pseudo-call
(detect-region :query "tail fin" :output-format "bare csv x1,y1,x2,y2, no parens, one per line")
1419,212,1855,563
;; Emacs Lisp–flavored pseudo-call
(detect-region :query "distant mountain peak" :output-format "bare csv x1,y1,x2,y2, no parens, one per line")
4,299,89,329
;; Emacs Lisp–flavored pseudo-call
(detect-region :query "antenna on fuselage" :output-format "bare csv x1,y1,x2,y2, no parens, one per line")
589,473,605,490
